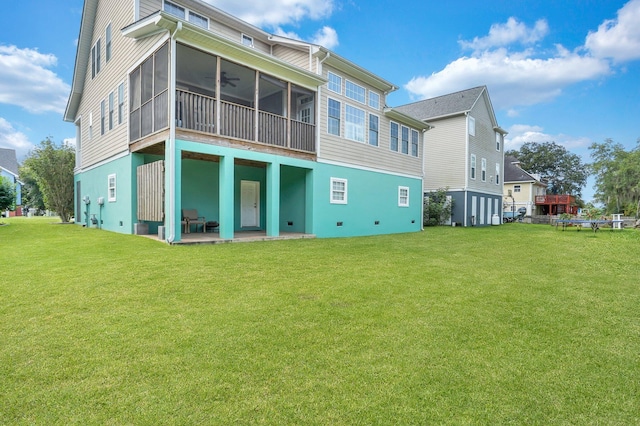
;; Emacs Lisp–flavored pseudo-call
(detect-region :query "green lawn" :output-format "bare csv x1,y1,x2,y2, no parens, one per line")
1,217,639,424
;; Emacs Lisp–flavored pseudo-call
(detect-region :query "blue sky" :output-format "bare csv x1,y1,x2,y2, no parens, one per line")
1,0,639,201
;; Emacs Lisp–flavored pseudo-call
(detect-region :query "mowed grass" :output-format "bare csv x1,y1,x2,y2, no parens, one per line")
1,218,639,424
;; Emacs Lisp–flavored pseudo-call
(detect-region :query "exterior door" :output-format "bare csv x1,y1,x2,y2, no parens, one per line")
240,180,260,228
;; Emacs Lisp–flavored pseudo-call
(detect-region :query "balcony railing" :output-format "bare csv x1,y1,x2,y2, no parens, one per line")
175,89,315,153
535,195,576,205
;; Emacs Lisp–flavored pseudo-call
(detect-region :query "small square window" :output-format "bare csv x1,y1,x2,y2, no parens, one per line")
368,91,380,109
514,185,521,193
108,174,116,202
398,186,409,207
330,178,347,204
242,34,254,47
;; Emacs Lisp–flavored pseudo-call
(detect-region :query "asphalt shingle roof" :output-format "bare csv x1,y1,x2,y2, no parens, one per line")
395,86,486,120
0,148,19,176
504,155,542,183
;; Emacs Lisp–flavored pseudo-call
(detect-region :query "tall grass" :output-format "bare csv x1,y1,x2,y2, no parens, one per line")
1,217,639,424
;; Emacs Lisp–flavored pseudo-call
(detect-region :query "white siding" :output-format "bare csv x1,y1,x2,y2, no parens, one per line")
422,115,467,191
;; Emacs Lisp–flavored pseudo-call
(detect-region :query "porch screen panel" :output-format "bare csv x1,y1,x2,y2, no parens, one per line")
137,160,165,222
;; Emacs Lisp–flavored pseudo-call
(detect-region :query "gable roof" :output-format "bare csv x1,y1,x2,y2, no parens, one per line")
0,148,19,177
395,86,486,120
504,155,545,184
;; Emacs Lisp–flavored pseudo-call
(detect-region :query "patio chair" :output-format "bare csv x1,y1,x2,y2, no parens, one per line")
181,209,206,233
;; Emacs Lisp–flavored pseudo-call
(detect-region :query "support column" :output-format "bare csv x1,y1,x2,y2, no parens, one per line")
219,155,235,239
305,168,314,235
266,162,280,237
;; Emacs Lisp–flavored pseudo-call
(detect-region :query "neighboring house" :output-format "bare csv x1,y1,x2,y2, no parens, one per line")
0,148,22,216
503,155,547,216
396,86,507,226
64,0,430,242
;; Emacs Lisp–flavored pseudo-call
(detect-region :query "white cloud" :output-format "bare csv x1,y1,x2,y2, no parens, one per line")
0,118,34,159
311,26,339,49
405,48,610,110
203,0,335,28
504,124,592,152
459,17,549,51
0,45,70,114
585,0,640,62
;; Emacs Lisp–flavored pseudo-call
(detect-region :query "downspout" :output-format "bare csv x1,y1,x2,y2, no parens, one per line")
421,128,428,231
166,21,182,243
316,52,331,158
464,112,469,227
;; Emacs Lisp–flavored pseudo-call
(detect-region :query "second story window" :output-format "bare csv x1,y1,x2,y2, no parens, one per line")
401,126,409,154
369,91,380,109
481,158,487,182
328,72,341,94
91,38,101,78
368,115,378,147
328,98,341,136
164,1,185,19
106,24,112,63
345,105,365,142
411,129,419,157
390,122,398,152
514,185,521,192
242,34,254,47
345,80,365,103
470,154,476,179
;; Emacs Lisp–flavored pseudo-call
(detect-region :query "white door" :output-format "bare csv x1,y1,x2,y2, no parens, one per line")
241,180,260,228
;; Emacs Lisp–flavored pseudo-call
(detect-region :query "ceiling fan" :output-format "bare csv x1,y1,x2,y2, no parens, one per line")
220,71,240,88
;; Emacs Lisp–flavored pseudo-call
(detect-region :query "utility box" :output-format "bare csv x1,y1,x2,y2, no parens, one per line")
134,222,149,235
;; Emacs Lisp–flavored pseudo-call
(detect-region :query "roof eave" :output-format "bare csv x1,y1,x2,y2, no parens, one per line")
384,108,433,131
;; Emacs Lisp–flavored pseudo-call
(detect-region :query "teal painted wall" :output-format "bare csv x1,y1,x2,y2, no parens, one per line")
181,159,220,225
73,154,135,233
311,163,423,238
280,165,306,233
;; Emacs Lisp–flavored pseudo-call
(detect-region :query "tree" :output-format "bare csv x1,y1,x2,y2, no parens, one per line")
22,138,75,222
589,138,640,216
0,176,15,212
18,164,46,212
423,188,454,226
506,141,588,200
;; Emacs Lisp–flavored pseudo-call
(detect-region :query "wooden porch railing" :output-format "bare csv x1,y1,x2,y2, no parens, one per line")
175,89,315,153
535,195,576,204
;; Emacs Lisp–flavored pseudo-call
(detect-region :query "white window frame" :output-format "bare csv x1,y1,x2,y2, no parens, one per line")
108,92,114,131
327,72,342,94
390,121,399,152
481,158,487,182
164,0,185,19
345,80,366,103
88,112,93,140
105,23,112,63
330,178,348,204
401,126,409,154
118,82,124,125
514,185,521,193
345,104,365,142
368,91,380,109
100,99,106,135
368,114,379,147
398,186,409,207
468,116,476,136
108,174,116,202
411,129,419,157
91,38,101,78
327,98,341,136
189,10,208,28
470,154,476,180
241,34,254,47
496,132,501,151
496,163,500,185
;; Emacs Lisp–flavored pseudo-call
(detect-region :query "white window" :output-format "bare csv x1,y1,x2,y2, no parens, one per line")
327,98,340,136
106,24,112,63
118,83,124,125
189,11,208,28
496,163,500,185
88,112,93,140
411,129,419,157
369,91,380,109
108,174,116,202
345,104,365,142
100,100,106,135
164,1,185,19
390,122,399,152
330,178,347,204
345,80,365,103
398,186,409,207
470,154,476,179
496,132,501,151
468,116,475,136
401,126,409,154
91,38,101,78
481,158,487,182
328,72,341,93
514,185,521,193
241,34,253,47
108,92,114,131
368,114,379,146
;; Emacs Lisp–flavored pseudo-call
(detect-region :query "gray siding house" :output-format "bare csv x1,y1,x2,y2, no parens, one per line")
396,86,507,226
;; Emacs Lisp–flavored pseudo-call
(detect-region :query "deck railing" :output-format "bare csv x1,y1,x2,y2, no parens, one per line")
535,195,576,204
175,89,315,153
